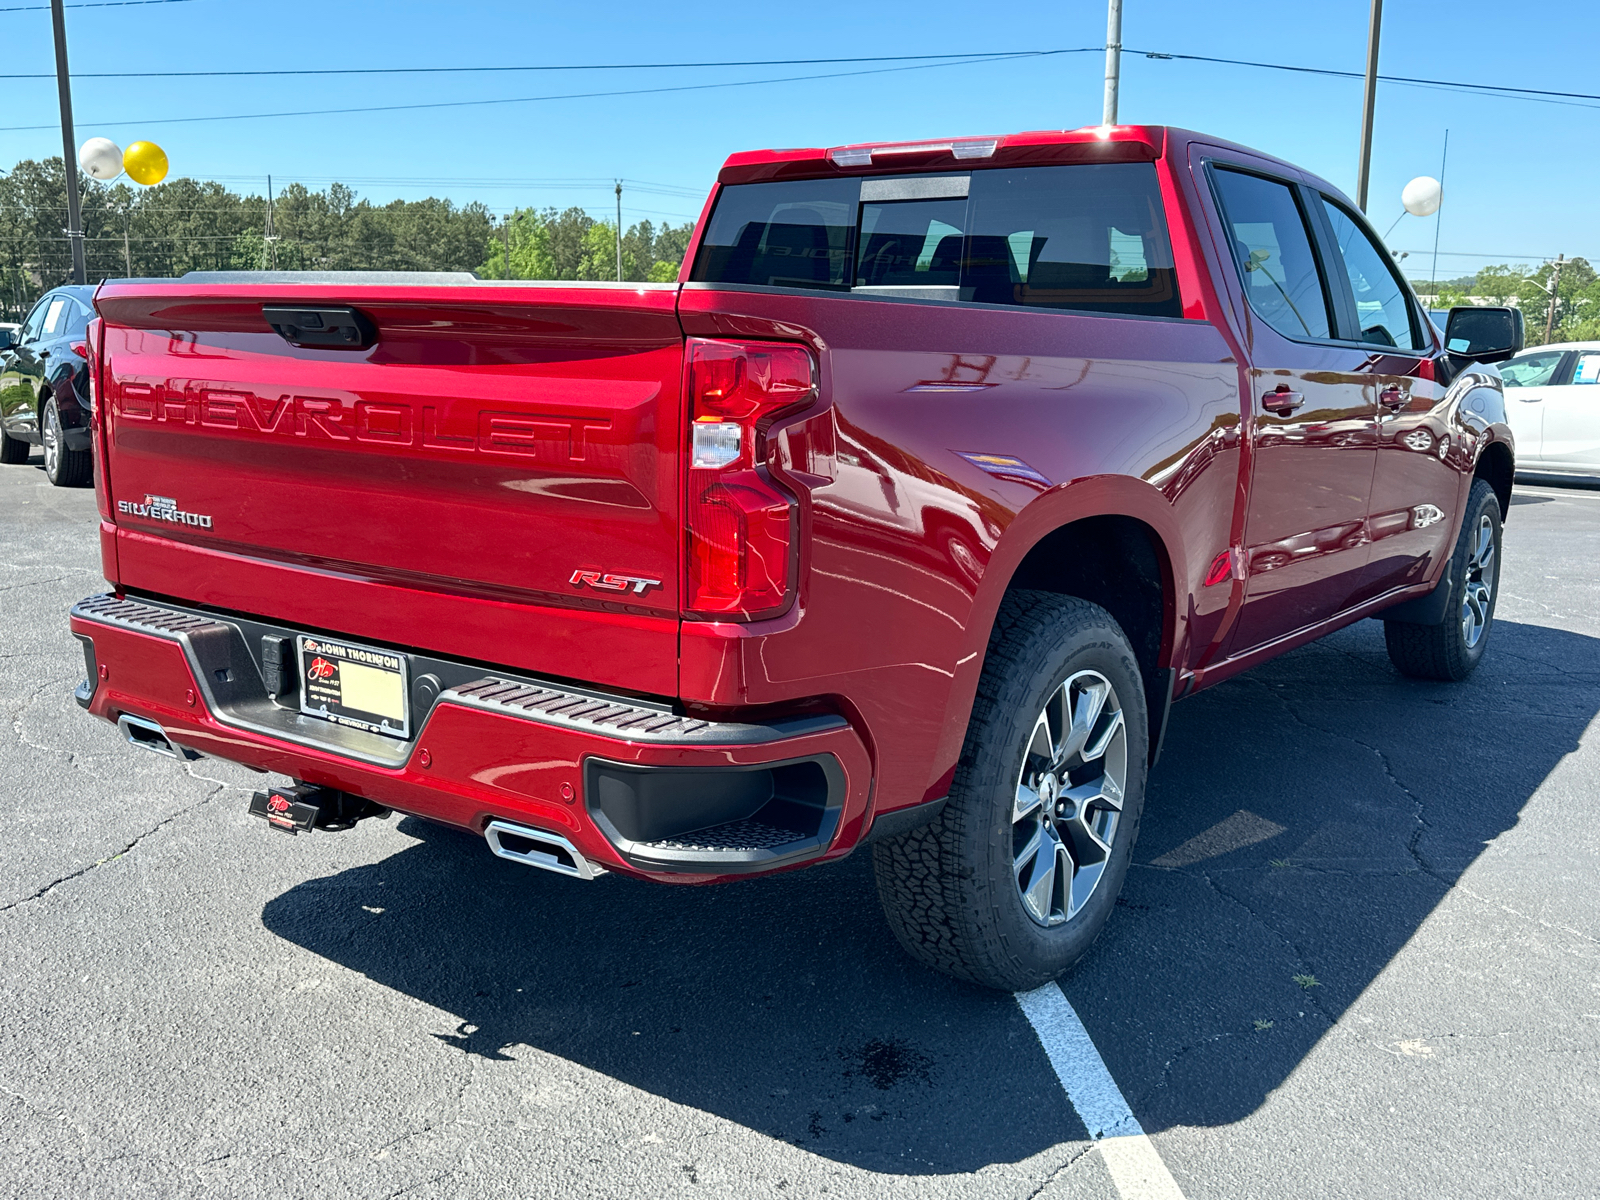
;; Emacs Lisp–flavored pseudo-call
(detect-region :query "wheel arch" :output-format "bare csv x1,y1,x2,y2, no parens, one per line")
928,478,1187,791
1474,436,1513,520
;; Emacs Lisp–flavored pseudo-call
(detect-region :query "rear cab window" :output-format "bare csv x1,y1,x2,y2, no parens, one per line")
690,163,1182,318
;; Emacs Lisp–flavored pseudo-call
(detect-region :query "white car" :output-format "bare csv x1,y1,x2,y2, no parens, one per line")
1499,340,1600,480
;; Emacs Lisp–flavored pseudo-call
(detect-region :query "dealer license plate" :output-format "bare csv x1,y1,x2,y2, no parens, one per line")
298,635,410,739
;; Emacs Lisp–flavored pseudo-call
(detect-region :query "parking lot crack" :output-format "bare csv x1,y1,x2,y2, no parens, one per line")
1246,678,1452,888
1022,1142,1097,1199
0,783,225,915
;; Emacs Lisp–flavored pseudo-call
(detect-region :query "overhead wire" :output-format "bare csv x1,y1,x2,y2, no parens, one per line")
0,50,1080,132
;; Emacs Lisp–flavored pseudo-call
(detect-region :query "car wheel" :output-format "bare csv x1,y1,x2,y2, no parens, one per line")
0,424,28,464
42,395,92,487
873,591,1148,991
1383,478,1502,682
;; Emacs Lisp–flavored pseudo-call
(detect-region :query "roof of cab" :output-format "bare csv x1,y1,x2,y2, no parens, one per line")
715,124,1329,196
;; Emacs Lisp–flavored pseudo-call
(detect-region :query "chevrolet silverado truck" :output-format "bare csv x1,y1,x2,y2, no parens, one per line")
70,125,1522,990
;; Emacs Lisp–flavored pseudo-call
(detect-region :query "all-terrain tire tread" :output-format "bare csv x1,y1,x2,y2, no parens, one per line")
873,591,1146,990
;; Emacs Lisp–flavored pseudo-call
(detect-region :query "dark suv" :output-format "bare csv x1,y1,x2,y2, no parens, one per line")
0,285,97,486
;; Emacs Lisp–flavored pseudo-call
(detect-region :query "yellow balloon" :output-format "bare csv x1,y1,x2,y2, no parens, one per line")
122,141,168,186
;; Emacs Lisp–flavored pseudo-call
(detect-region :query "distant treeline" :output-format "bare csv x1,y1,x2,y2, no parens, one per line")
0,157,693,320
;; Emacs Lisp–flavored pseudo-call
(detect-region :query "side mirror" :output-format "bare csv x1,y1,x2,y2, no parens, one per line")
0,329,14,351
1443,306,1524,364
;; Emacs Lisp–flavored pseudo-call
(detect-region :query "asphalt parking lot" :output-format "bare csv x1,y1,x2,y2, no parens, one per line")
3,457,1597,1200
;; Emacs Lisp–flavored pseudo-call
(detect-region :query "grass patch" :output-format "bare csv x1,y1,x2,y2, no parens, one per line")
1293,973,1321,990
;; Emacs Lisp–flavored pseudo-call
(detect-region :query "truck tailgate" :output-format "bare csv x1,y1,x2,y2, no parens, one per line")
93,281,685,696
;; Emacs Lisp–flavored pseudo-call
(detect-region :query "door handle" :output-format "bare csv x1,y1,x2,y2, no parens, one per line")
1378,385,1410,411
1517,395,1543,403
1261,387,1305,415
38,349,50,359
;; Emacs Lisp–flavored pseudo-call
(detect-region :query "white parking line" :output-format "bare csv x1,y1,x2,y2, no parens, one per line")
1017,983,1187,1200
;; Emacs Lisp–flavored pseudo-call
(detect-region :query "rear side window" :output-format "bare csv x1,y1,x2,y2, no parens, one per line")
691,163,1182,318
1575,352,1600,386
1210,168,1332,341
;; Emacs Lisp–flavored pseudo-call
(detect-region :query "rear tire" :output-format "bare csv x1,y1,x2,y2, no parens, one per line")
1383,479,1502,682
42,396,91,487
0,427,28,464
873,592,1148,991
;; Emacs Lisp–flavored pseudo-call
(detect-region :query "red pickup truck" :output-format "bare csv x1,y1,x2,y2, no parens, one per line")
69,125,1521,990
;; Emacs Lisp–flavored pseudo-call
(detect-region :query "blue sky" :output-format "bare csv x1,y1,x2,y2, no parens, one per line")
1,0,1593,282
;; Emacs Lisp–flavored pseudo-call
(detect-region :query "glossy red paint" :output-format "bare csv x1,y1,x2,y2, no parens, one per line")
77,125,1513,882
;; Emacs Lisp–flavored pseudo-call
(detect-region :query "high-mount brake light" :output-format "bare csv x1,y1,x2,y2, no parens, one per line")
684,338,816,620
828,138,999,167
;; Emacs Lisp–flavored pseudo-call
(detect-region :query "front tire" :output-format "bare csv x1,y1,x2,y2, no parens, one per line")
1383,478,1502,681
42,396,91,487
873,592,1148,991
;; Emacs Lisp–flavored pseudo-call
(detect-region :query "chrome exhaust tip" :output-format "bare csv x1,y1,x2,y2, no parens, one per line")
484,819,604,880
116,713,202,762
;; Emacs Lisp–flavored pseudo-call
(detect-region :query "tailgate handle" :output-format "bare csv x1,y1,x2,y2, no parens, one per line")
262,305,377,351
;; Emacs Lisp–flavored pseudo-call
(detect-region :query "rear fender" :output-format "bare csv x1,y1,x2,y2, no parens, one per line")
926,475,1187,785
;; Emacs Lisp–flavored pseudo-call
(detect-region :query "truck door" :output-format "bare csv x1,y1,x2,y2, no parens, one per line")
1200,157,1379,653
1309,195,1464,604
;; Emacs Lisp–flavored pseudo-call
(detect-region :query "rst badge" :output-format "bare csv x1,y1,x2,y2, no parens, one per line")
569,569,662,596
115,494,214,529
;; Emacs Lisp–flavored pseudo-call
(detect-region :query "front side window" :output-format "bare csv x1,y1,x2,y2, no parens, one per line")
691,163,1182,318
1210,168,1332,341
21,297,51,343
1319,198,1421,350
1500,350,1566,388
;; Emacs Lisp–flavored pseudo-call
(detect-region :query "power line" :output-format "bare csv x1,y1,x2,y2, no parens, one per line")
0,51,1083,131
5,49,1084,79
0,0,197,11
1133,48,1600,109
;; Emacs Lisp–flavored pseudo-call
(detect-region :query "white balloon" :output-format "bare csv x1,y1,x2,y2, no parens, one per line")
79,137,123,181
1402,175,1442,217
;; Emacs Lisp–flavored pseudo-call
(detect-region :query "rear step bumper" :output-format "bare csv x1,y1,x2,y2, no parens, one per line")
70,593,873,881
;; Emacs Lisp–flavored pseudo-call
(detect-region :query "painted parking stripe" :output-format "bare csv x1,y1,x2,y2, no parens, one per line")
1017,983,1187,1200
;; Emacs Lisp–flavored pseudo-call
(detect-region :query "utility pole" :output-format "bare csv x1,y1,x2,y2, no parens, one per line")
264,175,279,270
50,0,87,285
121,201,131,276
1102,0,1123,125
1355,0,1383,211
502,212,512,279
1544,254,1565,344
615,181,623,282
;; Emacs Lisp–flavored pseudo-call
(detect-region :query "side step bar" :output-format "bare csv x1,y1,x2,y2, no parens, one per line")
484,819,605,880
116,713,202,762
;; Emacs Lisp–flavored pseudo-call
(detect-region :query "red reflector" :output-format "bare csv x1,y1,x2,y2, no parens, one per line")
683,338,815,620
1203,550,1233,588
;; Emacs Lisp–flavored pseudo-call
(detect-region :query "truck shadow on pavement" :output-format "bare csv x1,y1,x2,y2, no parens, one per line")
261,618,1599,1172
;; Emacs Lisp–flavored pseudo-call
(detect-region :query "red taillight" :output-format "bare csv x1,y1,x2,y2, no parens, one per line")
683,338,816,619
